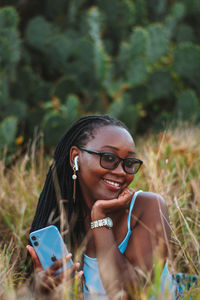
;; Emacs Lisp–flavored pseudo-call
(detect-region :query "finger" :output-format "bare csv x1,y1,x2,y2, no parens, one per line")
54,262,81,284
61,270,84,286
118,188,134,201
46,253,73,276
39,275,56,292
26,245,42,270
76,270,84,279
33,269,55,293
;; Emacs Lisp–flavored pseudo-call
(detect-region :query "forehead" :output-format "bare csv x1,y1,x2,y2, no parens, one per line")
85,125,135,151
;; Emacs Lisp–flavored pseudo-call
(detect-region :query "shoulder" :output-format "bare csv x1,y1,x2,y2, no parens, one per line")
135,191,167,211
126,192,170,265
132,191,169,229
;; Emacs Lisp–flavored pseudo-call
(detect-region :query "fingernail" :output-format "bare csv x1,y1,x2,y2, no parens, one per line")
66,253,72,258
77,271,84,278
75,262,80,268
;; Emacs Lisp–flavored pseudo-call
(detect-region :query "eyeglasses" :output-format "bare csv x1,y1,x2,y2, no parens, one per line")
78,147,143,174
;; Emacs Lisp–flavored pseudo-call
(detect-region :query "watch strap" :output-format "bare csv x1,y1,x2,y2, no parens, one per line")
91,217,113,229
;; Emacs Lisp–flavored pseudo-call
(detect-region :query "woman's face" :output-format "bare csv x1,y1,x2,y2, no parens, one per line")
77,125,136,209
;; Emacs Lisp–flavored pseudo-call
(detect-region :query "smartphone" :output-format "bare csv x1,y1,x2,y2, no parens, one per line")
29,225,73,274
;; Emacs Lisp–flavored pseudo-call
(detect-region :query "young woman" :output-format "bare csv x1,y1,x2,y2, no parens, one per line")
27,115,171,299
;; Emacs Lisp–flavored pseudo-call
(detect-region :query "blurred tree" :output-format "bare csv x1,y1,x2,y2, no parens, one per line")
0,0,199,155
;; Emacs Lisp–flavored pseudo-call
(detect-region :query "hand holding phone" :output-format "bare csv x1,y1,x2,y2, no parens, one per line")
27,225,83,293
29,225,73,274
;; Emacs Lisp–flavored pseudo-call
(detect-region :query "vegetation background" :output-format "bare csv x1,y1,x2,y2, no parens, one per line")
0,0,200,298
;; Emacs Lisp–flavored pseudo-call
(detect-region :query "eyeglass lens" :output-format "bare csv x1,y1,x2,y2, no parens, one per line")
100,153,141,174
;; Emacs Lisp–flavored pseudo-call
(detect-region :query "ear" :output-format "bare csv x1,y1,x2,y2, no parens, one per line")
69,146,79,168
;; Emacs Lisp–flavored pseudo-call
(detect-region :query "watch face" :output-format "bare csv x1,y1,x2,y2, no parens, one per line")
107,217,113,228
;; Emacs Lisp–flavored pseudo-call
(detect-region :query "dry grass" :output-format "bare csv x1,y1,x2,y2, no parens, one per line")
0,123,199,299
135,123,200,275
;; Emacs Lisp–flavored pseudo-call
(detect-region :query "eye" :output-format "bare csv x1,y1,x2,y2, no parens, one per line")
125,159,135,168
102,153,117,163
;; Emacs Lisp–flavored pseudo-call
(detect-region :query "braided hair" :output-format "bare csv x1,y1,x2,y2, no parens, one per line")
30,114,129,257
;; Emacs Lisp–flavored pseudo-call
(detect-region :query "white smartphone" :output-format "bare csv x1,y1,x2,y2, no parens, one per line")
29,225,73,274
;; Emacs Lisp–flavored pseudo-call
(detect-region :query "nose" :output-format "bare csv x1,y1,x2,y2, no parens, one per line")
112,160,126,175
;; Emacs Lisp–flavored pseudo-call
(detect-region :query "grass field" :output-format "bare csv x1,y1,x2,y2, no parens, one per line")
0,124,199,299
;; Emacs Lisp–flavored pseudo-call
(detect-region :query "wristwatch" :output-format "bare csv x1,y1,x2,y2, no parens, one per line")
91,217,113,230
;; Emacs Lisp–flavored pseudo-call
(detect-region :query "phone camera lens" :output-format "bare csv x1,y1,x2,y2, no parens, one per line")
34,241,39,246
51,255,57,262
31,236,36,241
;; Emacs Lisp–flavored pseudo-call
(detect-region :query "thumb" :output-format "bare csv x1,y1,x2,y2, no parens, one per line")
26,245,43,270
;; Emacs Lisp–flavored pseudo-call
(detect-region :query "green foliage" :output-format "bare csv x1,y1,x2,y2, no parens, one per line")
173,43,200,80
45,34,72,73
129,27,148,57
2,101,27,121
45,0,68,20
174,90,199,121
0,29,20,68
170,3,186,21
109,93,140,130
148,70,173,100
0,1,200,153
0,78,9,105
175,24,195,43
164,2,186,39
0,117,17,149
0,6,19,28
88,7,110,84
108,99,125,118
146,24,169,63
0,7,20,73
183,0,200,16
25,16,56,52
42,94,80,145
0,6,21,151
126,57,147,87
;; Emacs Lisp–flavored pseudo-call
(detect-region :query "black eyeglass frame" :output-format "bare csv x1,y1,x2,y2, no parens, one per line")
78,147,143,174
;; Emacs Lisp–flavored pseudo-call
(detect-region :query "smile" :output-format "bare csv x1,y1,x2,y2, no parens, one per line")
103,179,121,190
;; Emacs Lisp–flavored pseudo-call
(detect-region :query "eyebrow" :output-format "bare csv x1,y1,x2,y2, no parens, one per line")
101,145,136,155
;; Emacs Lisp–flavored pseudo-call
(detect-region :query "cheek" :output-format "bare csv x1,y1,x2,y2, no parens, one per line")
80,153,106,176
79,158,103,180
127,175,134,186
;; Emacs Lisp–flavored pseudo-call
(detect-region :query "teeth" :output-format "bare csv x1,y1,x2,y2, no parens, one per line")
104,179,120,187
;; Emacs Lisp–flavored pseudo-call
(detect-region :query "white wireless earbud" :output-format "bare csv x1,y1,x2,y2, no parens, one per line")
72,156,79,202
74,156,79,171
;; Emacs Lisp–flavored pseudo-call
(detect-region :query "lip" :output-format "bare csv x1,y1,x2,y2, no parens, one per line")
102,178,122,191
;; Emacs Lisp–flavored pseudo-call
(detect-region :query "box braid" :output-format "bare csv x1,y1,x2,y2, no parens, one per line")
30,114,129,259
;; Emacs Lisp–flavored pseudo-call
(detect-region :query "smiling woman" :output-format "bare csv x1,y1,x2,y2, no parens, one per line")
71,126,137,207
27,115,172,299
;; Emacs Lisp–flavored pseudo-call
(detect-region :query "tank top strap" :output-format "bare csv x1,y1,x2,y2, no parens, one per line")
127,190,143,231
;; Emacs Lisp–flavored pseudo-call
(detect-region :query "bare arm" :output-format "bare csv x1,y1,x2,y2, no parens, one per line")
124,192,170,272
91,189,170,299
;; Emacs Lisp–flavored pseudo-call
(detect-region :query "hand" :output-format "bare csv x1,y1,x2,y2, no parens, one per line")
91,188,134,220
26,245,83,294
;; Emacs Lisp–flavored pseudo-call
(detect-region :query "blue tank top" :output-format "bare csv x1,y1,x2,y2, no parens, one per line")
82,191,194,300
